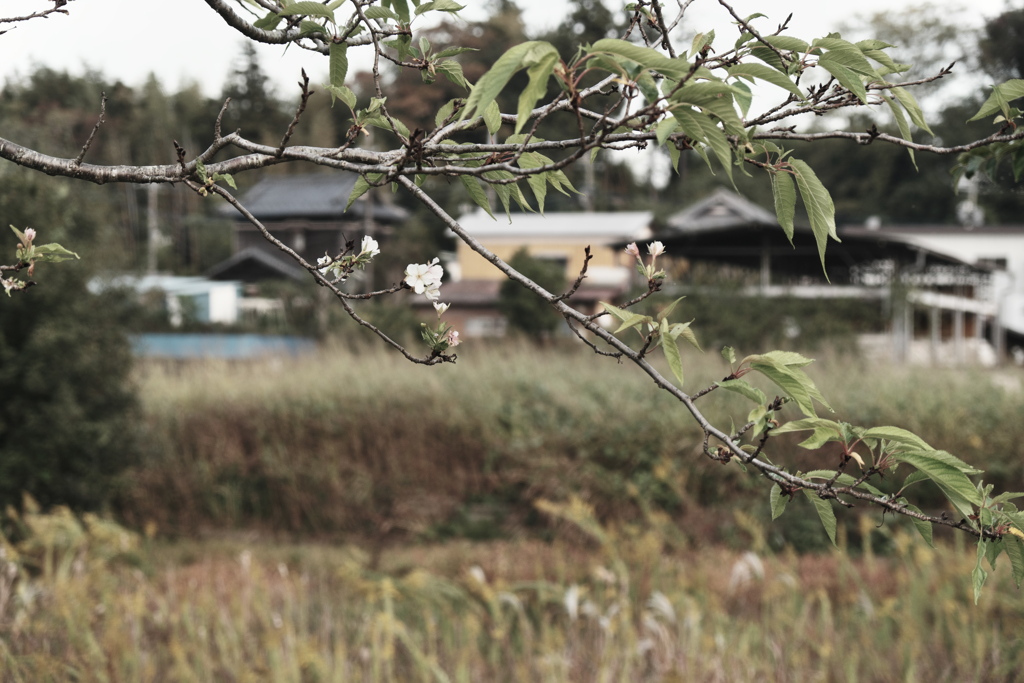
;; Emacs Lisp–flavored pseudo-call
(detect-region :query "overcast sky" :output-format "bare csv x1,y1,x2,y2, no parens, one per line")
0,0,1015,100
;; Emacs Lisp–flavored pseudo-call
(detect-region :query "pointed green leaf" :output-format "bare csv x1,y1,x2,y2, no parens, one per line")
727,63,803,98
890,87,932,134
1005,536,1024,589
803,489,837,546
346,174,380,211
656,296,686,321
770,483,788,520
969,79,1024,122
462,41,557,124
891,451,982,520
364,6,399,20
661,323,685,386
656,117,680,147
329,42,348,88
278,2,335,21
903,503,935,548
459,176,495,220
861,426,932,451
515,50,558,134
770,170,796,243
30,243,79,263
789,159,838,274
588,38,692,79
435,60,470,90
323,84,356,109
415,0,465,14
721,346,736,364
254,11,283,30
973,539,988,604
716,378,766,405
883,93,918,170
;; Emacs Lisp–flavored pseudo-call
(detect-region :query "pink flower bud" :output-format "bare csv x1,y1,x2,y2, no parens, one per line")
624,242,641,258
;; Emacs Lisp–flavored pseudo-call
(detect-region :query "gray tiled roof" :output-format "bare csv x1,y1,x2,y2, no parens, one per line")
223,173,408,222
665,188,782,234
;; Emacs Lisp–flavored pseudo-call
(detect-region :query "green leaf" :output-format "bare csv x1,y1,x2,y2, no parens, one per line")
459,176,495,220
278,2,335,21
30,243,80,263
483,101,501,135
588,38,692,80
802,489,837,546
434,99,458,128
668,322,701,351
973,539,988,604
254,11,283,30
716,378,767,405
860,426,932,451
298,19,328,38
329,42,349,89
985,537,1004,571
817,54,869,104
903,503,935,548
601,301,650,334
656,117,679,147
690,30,714,58
771,417,844,449
969,79,1024,122
883,93,918,170
323,84,356,109
656,296,686,322
770,169,796,243
761,35,809,52
890,87,932,134
891,451,982,520
770,483,788,520
346,174,380,211
1005,536,1024,589
721,346,736,365
435,60,469,90
661,322,685,386
364,6,399,20
462,41,557,124
434,46,477,59
211,173,237,189
726,63,803,98
789,159,838,275
515,50,559,135
415,0,465,14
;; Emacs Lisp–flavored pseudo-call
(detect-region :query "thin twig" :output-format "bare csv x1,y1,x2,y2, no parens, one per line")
276,70,313,157
73,93,107,166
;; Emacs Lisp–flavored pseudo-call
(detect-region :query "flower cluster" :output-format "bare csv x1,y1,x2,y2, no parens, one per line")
404,257,443,301
407,260,460,353
317,235,379,282
625,240,667,282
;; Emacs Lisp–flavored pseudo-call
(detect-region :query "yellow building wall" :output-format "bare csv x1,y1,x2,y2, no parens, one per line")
457,240,622,281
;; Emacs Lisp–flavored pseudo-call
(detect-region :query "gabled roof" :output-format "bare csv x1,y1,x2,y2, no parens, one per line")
206,247,307,282
457,209,653,242
665,188,783,234
222,173,408,223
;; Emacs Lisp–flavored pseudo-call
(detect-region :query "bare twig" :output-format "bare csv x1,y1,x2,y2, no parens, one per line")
73,92,107,166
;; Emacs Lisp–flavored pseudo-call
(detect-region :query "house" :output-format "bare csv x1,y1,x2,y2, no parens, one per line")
841,221,1024,357
92,274,243,326
208,172,408,282
440,209,654,337
657,189,1007,365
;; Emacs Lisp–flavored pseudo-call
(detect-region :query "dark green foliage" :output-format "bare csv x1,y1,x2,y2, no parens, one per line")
0,171,138,511
980,8,1024,81
498,248,565,338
